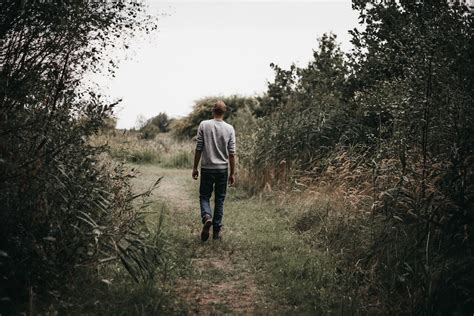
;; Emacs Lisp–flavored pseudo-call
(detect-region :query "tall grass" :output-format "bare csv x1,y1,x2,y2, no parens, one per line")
233,5,474,312
40,203,186,314
93,131,194,168
161,150,193,169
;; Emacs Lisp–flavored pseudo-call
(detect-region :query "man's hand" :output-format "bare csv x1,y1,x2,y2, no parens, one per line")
228,174,235,186
192,168,199,180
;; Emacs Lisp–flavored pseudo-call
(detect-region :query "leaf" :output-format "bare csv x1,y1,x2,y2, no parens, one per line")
101,279,112,285
393,215,404,223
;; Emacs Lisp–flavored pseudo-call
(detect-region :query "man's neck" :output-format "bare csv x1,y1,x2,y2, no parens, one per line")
213,116,224,121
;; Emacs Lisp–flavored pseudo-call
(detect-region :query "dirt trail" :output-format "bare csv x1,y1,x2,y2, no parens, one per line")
133,165,266,315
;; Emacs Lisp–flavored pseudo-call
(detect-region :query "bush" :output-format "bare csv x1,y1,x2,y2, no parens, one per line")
96,131,195,168
138,112,172,139
240,2,474,314
172,95,259,139
140,123,161,140
238,34,349,190
0,2,161,312
150,112,172,133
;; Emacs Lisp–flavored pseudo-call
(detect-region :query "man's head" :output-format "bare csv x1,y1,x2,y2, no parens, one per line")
212,100,227,118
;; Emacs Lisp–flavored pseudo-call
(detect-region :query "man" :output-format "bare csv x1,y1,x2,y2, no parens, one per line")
192,100,236,241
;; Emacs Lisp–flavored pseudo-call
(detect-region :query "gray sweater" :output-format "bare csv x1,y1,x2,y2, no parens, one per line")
196,119,236,170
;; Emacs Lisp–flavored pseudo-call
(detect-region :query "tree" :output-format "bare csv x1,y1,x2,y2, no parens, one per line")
172,95,259,138
248,34,351,171
0,1,159,312
256,63,297,117
136,112,172,139
347,0,474,313
151,112,172,133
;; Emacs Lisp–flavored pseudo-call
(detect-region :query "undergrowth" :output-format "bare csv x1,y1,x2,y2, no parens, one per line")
30,202,186,314
93,132,194,168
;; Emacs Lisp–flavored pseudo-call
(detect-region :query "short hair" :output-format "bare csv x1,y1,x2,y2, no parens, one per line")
213,100,227,115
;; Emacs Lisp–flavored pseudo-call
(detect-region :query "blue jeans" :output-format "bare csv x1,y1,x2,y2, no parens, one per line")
199,168,228,232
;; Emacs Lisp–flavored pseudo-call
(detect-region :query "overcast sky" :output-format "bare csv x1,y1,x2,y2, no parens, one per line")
94,0,359,128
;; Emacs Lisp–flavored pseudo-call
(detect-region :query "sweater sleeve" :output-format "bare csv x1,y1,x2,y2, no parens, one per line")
228,127,236,155
196,122,204,152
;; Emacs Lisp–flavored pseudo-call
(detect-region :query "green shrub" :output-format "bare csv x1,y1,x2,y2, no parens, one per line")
138,112,172,139
140,124,160,140
150,112,172,133
240,2,474,314
0,2,161,313
172,95,260,139
100,132,196,166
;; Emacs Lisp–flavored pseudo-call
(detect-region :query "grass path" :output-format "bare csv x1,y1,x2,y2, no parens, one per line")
132,165,272,314
132,164,340,314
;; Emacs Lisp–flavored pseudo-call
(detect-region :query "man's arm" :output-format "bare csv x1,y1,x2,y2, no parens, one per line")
228,127,236,185
228,154,235,185
192,150,202,180
193,123,204,180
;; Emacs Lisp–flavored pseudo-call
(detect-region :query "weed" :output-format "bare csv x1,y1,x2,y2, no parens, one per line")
161,150,193,169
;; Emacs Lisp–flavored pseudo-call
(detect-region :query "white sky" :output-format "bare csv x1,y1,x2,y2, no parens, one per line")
94,0,359,128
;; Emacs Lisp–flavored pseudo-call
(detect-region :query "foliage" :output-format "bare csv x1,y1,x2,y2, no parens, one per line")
139,112,173,140
345,1,474,313
256,33,349,118
237,1,474,314
151,112,173,133
102,116,118,131
0,1,162,313
172,95,259,139
139,124,161,140
239,33,350,188
94,131,194,168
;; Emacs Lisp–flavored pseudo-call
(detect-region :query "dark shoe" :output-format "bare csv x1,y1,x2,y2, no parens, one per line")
201,216,212,241
212,229,221,240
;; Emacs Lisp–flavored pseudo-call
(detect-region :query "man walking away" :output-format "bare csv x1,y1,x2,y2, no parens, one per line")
192,100,236,241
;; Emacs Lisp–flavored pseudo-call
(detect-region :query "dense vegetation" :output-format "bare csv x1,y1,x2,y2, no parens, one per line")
174,0,474,313
1,0,472,314
249,1,473,314
172,95,259,139
137,112,173,139
0,2,173,313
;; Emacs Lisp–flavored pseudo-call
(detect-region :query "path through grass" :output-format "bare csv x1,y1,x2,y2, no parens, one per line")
132,165,343,314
